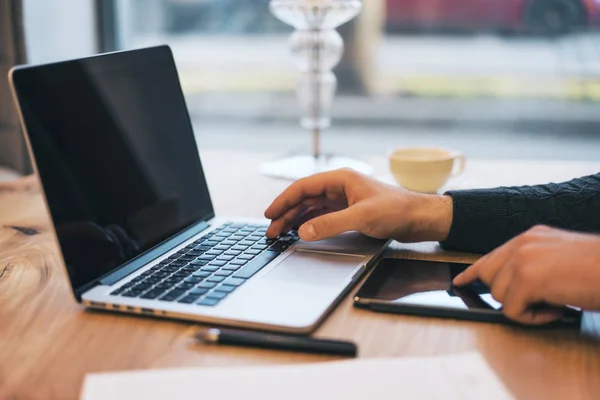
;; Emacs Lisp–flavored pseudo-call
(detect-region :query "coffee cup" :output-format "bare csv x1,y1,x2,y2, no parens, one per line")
389,147,466,193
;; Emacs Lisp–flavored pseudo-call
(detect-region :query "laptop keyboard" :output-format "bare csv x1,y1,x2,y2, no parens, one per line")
109,223,299,306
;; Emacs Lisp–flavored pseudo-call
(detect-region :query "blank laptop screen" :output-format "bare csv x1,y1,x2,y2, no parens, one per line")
12,46,214,291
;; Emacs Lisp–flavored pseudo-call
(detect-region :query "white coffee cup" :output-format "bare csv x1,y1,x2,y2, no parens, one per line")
389,147,466,193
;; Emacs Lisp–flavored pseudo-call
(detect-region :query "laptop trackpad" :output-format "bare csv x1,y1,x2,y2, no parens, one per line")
266,250,365,286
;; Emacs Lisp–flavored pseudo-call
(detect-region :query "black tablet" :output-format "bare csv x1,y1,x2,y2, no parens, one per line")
353,258,582,326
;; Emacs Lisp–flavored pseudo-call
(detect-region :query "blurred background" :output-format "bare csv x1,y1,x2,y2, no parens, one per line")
21,0,600,162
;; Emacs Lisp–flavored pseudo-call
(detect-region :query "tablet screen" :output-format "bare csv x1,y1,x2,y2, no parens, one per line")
357,259,502,311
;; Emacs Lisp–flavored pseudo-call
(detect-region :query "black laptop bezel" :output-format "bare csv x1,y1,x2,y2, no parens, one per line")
9,45,216,301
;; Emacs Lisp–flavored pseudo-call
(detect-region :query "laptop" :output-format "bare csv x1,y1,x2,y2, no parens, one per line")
8,45,388,334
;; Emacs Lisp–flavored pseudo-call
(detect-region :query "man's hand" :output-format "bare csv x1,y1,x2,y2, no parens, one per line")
265,169,453,243
454,225,600,325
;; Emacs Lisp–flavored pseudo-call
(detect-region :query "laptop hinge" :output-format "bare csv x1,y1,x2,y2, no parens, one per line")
76,221,210,297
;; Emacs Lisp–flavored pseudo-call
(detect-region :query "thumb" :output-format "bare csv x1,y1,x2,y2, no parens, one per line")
298,208,359,242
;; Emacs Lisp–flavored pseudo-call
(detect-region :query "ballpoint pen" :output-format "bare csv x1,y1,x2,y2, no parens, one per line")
196,328,358,357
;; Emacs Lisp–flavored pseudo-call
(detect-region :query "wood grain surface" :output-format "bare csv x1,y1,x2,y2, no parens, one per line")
1,150,600,400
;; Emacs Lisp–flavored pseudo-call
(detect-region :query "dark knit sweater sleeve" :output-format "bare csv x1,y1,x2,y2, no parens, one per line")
440,173,600,254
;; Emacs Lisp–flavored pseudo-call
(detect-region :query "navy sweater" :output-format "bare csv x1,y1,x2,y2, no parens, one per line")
440,173,600,254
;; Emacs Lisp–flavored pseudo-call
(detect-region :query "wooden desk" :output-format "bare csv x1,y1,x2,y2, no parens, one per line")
1,150,600,400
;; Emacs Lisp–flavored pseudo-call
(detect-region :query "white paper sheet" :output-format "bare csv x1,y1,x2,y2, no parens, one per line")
81,352,514,400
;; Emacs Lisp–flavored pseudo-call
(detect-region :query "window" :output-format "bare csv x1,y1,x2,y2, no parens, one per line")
96,1,600,161
24,0,97,64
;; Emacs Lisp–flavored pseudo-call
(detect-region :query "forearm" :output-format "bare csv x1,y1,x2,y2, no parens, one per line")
439,173,600,253
408,194,453,243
